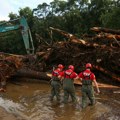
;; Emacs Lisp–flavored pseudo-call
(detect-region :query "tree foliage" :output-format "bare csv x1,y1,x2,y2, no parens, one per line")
0,0,119,54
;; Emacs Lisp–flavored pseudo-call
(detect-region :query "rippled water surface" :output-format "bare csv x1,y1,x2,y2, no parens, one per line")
0,80,120,120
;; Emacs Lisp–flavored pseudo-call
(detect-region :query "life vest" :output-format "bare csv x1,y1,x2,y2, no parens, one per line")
82,72,92,85
64,70,73,79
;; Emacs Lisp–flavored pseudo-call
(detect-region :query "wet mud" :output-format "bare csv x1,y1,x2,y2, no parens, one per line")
0,81,120,120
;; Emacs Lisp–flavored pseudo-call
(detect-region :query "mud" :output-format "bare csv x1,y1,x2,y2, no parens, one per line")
0,107,19,120
0,80,120,120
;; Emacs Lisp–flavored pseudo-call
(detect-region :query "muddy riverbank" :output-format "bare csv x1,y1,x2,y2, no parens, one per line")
0,80,120,120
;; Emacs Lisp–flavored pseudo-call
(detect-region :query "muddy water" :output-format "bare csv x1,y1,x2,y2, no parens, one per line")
0,80,120,120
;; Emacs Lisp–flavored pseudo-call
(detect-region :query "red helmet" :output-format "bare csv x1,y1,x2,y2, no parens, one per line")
68,65,74,71
58,64,64,69
86,63,92,68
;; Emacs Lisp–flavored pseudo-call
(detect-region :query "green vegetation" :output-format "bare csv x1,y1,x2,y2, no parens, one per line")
0,0,119,54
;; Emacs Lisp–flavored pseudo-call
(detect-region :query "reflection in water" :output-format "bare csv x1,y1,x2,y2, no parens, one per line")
0,81,119,120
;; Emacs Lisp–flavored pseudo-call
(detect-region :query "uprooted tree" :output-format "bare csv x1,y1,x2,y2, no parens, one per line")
35,27,120,84
0,27,120,86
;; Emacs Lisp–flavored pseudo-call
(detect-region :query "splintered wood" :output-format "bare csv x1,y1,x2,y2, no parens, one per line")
0,27,120,86
0,54,24,81
36,27,120,83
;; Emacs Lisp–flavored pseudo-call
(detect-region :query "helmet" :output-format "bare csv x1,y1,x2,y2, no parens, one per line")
58,64,64,69
68,65,74,71
86,63,92,68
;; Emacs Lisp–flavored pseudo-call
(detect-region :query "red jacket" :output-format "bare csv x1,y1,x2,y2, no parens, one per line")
78,69,96,81
60,69,78,79
52,68,63,77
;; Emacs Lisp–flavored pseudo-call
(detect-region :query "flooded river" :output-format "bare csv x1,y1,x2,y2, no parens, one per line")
0,80,120,120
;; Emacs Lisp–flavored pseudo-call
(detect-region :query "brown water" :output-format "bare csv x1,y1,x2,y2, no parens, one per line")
0,80,120,120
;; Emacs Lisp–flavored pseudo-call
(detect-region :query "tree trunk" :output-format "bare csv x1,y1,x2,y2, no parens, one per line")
93,65,120,82
14,69,51,81
91,27,120,34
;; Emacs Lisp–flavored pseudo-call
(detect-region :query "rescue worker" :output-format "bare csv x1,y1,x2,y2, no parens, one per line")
59,65,78,104
78,63,100,108
50,64,64,101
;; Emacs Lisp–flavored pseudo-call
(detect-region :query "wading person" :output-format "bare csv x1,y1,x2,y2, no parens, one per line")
59,65,78,104
50,64,64,101
78,63,100,108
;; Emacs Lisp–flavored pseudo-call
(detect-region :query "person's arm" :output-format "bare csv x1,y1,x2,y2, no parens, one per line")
58,71,64,81
74,75,78,80
58,75,63,81
74,76,82,82
74,72,83,81
93,79,100,93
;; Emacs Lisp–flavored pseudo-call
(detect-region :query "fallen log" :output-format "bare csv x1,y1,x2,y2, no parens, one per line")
70,39,99,48
74,79,120,88
14,69,51,81
91,27,120,34
50,27,78,40
49,27,90,46
50,27,100,48
93,33,120,47
95,33,120,40
14,69,120,88
93,65,120,82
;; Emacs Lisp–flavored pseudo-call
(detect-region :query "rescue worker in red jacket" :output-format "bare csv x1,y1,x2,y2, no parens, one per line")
59,65,78,104
50,64,64,101
78,63,100,108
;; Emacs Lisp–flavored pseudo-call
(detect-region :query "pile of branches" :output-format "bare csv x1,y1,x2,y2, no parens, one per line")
0,27,119,85
36,27,120,84
0,53,24,82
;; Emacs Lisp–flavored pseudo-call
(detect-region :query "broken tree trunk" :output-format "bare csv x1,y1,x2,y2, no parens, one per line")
93,65,120,82
50,27,78,40
50,27,100,48
14,69,51,81
95,33,120,40
93,33,120,46
91,27,120,34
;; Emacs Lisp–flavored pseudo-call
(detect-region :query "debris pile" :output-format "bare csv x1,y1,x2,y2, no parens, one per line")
0,27,120,85
0,53,24,82
36,27,120,84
